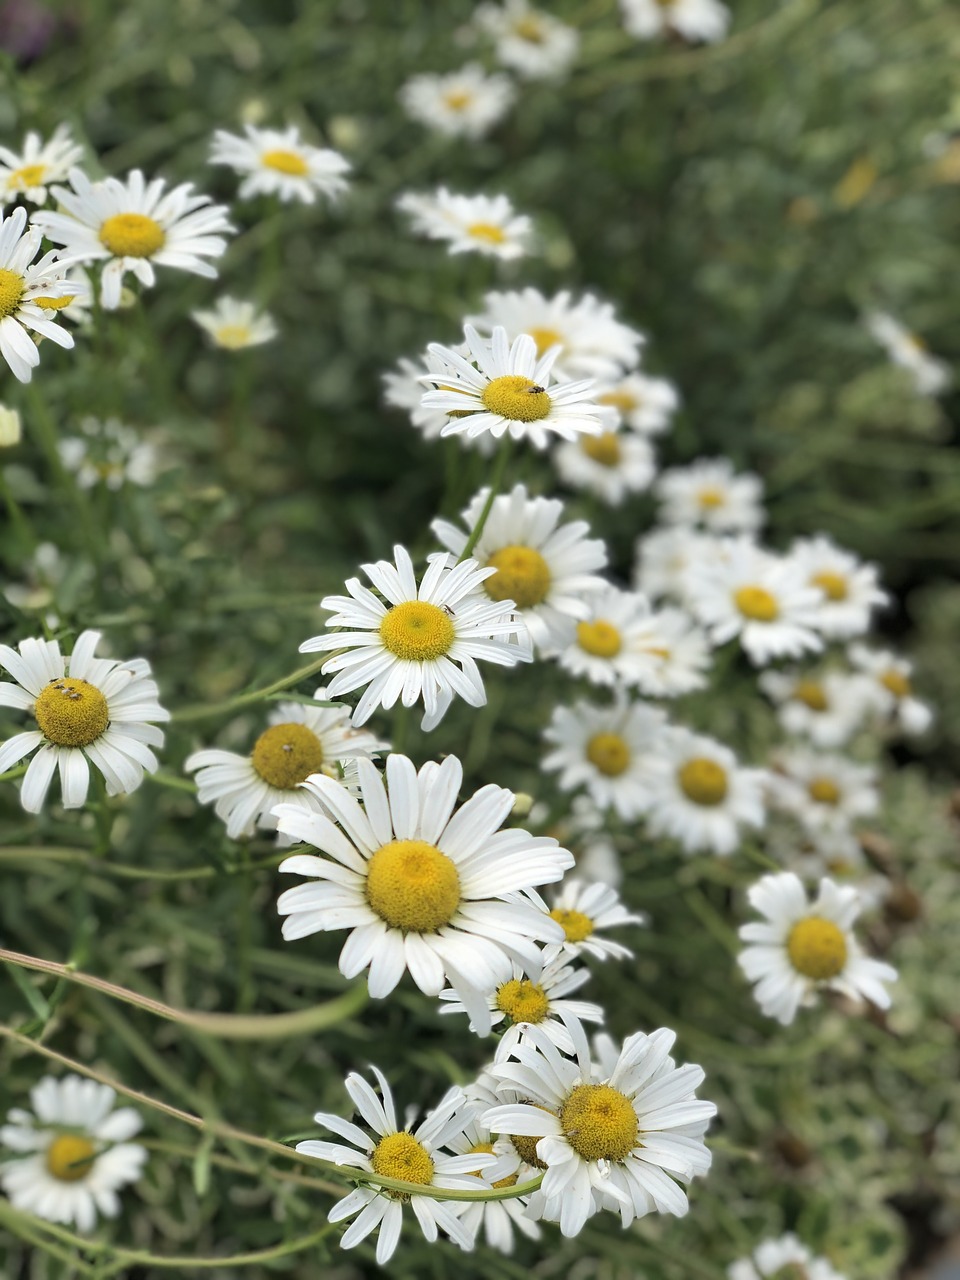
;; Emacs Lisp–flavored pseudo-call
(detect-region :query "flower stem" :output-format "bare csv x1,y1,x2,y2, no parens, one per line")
170,655,330,722
457,435,513,563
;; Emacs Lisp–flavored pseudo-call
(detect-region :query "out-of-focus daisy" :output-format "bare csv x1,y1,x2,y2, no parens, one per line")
655,458,764,534
865,311,949,396
275,753,572,1025
621,0,730,43
400,64,515,139
548,879,646,961
397,188,533,259
553,426,655,505
557,585,660,688
634,527,722,603
0,205,76,382
758,668,872,748
596,371,679,437
788,535,888,639
58,417,157,490
209,123,350,204
421,325,613,450
563,794,624,886
738,871,897,1024
542,697,665,820
849,643,933,735
300,544,527,731
185,688,385,841
645,727,766,856
191,295,277,350
475,0,579,79
432,483,608,654
0,629,169,813
4,542,64,613
0,125,83,206
34,167,233,309
383,349,498,451
767,750,879,840
468,287,644,382
767,822,888,908
0,1075,146,1232
626,607,712,697
729,1233,847,1280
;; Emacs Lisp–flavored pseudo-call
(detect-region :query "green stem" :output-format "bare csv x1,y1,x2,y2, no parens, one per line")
457,436,513,562
0,845,286,881
171,655,330,722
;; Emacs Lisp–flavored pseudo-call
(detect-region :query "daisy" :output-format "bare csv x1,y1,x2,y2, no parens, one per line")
431,484,608,653
595,371,679,436
865,311,949,396
758,668,873,748
621,0,730,43
421,325,613,450
483,1020,716,1237
274,753,573,1027
0,124,83,206
400,64,515,139
766,821,887,907
475,0,580,80
625,607,712,698
209,123,350,204
0,1074,146,1232
542,697,665,820
766,751,879,840
848,643,933,735
58,417,157,490
396,188,533,260
562,795,624,886
553,427,655,505
0,205,75,382
300,545,526,731
634,527,723,603
33,167,233,309
295,1068,494,1264
191,295,277,350
184,688,386,841
644,727,766,856
556,586,666,690
467,287,644,382
729,1233,848,1280
382,350,494,453
547,879,647,961
737,871,897,1024
788,535,888,639
0,629,169,813
655,458,764,534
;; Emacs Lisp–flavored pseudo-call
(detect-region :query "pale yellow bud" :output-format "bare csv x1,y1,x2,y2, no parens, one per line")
0,405,21,447
511,792,534,818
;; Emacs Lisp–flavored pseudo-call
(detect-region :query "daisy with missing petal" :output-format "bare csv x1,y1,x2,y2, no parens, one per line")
0,1074,146,1232
300,544,527,731
849,643,933,735
557,586,661,689
0,630,169,813
0,124,83,206
397,189,533,260
865,311,949,397
296,1068,494,1265
767,751,879,841
595,371,679,437
789,535,888,639
656,458,764,534
0,205,75,382
475,0,580,80
553,427,655,505
484,1020,716,1238
58,417,157,491
729,1233,848,1280
209,123,350,204
738,871,897,1024
432,484,608,654
621,0,730,43
192,296,277,350
400,64,515,139
185,688,385,841
758,668,873,748
275,754,573,1026
34,167,233,309
548,879,646,961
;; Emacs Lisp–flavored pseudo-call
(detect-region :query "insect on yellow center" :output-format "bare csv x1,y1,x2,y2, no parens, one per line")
467,222,507,245
485,545,551,608
34,677,109,748
0,266,25,318
786,916,847,980
261,149,309,176
550,907,595,943
443,90,473,111
677,757,728,806
586,732,630,777
46,1134,96,1183
496,978,550,1024
576,619,622,658
250,722,325,790
698,486,726,509
370,1131,434,1193
560,1084,639,1163
598,389,638,413
793,679,828,711
213,323,254,350
365,839,460,932
808,777,841,806
379,601,456,662
527,326,564,357
8,162,47,190
481,374,552,423
99,213,165,259
468,1141,518,1188
811,570,848,601
734,585,780,622
581,432,622,467
880,669,911,699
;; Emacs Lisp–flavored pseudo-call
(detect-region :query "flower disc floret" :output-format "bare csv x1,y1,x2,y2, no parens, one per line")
98,213,165,258
0,266,24,317
250,722,324,790
496,978,550,1023
370,1131,435,1187
586,731,631,776
485,544,551,606
808,777,841,805
34,677,109,747
793,679,828,711
559,1084,639,1163
378,600,456,661
550,907,595,942
576,619,622,657
787,917,848,980
811,570,848,601
677,757,728,806
261,149,309,175
467,221,507,244
528,325,563,355
580,431,621,466
881,669,910,698
365,838,461,932
45,1135,96,1183
735,585,780,622
481,374,552,421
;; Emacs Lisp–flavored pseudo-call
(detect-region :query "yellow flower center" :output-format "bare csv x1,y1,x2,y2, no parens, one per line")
33,293,76,311
811,570,848,601
698,486,726,509
365,839,460,932
8,162,47,190
580,432,622,467
880,669,911,699
793,680,828,711
808,777,841,805
443,90,473,111
507,1103,554,1169
0,266,25,318
99,212,165,259
560,1084,639,1163
514,16,545,41
677,757,728,806
527,326,564,357
261,148,309,176
496,978,550,1024
485,545,551,608
786,916,848,980
46,1134,96,1183
379,601,456,661
576,619,622,658
734,585,780,622
771,1265,810,1280
598,389,637,413
34,677,109,747
586,732,630,777
468,1142,518,1188
250,722,324,790
371,1131,434,1190
550,907,595,943
467,222,507,245
481,374,552,422
213,323,254,349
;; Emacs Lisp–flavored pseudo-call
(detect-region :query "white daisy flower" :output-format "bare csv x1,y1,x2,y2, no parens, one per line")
542,697,665,820
57,416,157,491
191,295,277,350
0,124,84,206
729,1233,848,1280
557,586,659,688
626,607,712,697
4,542,65,614
865,311,949,396
185,688,386,841
34,167,233,309
553,427,655,505
274,753,573,1027
686,538,826,665
767,822,888,908
595,371,679,436
400,64,515,139
621,0,730,43
848,643,933,735
758,668,873,748
383,349,496,454
296,1069,494,1264
737,872,897,1024
634,526,723,603
475,0,580,79
209,123,350,204
421,325,613,450
484,1020,716,1238
0,205,76,382
766,750,879,841
0,629,169,813
563,794,624,887
644,727,766,856
397,188,533,259
788,535,888,639
432,483,608,654
547,879,646,961
467,287,645,382
300,544,527,731
0,1074,146,1232
655,458,764,534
